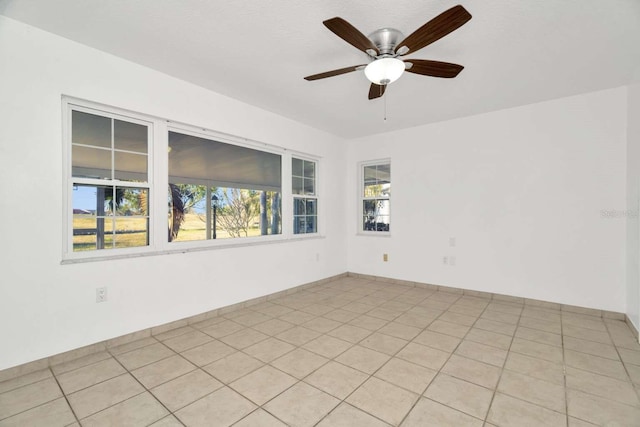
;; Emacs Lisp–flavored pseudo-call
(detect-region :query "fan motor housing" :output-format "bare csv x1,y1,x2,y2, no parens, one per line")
368,28,404,56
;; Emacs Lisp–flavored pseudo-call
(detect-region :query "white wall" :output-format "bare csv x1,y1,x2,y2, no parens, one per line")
0,15,634,371
627,83,640,331
0,17,347,370
347,88,628,313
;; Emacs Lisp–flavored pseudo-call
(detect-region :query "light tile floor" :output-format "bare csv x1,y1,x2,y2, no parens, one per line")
1,277,640,426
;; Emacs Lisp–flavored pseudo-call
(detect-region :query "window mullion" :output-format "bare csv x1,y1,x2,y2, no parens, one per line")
111,118,115,181
153,120,169,251
282,152,293,237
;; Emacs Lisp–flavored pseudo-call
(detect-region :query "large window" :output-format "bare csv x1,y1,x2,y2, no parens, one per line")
64,99,310,260
292,157,317,234
70,109,150,251
167,131,281,242
361,161,390,233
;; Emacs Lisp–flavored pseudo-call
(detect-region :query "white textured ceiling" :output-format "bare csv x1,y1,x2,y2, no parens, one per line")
1,0,639,138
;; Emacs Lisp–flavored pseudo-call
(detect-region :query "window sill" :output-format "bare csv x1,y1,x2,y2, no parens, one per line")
356,232,391,238
61,234,325,264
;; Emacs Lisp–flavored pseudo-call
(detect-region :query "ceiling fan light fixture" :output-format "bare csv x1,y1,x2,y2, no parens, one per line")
305,6,472,99
364,57,405,85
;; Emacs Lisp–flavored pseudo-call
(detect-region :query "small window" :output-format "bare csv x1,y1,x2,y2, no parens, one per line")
70,110,150,251
361,161,390,232
292,157,318,234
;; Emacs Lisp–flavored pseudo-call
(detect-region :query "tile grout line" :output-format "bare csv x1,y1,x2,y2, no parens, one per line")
308,286,432,427
272,285,408,425
48,367,83,426
426,295,512,426
114,341,178,373
105,345,186,426
400,296,523,417
418,298,536,420
561,311,640,424
390,292,503,425
563,321,640,384
563,312,617,425
219,283,398,426
393,292,472,425
181,320,302,408
278,284,432,426
0,372,77,425
602,319,640,405
231,285,391,426
187,302,340,408
494,312,575,420
560,307,570,427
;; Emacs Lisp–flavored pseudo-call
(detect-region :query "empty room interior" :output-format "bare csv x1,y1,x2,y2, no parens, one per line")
1,0,640,426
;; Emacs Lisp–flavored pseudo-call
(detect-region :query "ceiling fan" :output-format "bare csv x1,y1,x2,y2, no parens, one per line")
304,5,472,100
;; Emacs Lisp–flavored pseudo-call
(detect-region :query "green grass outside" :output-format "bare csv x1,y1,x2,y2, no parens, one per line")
73,213,266,251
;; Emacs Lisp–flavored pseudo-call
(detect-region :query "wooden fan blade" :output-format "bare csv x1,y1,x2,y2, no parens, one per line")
396,5,471,55
368,83,386,100
304,65,366,81
323,17,379,55
405,60,464,78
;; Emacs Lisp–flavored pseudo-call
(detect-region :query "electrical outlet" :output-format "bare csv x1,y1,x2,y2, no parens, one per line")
449,256,456,266
96,287,107,303
449,237,456,247
383,253,388,262
443,256,448,265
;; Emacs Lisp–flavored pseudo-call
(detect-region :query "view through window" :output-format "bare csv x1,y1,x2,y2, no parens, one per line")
71,110,150,251
167,131,282,242
292,157,317,234
362,162,391,232
66,100,318,259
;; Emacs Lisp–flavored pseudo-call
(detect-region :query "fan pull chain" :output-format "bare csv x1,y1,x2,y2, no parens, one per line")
383,87,387,122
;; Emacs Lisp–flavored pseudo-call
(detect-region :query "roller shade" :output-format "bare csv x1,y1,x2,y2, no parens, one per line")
169,132,281,192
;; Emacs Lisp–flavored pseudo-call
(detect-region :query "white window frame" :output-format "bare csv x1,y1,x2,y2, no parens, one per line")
62,97,320,262
358,159,391,235
63,99,155,261
292,155,320,235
